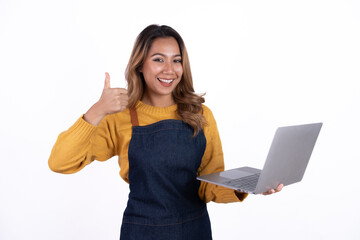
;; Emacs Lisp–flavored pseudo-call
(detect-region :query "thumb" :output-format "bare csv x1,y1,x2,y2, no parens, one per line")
104,72,111,89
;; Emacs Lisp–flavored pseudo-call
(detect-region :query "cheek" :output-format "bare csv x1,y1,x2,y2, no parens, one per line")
175,66,184,78
142,65,158,80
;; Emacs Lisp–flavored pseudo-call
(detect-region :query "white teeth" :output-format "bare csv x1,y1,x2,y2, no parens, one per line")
158,78,174,83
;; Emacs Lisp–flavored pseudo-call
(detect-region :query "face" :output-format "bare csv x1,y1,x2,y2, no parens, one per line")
140,37,183,107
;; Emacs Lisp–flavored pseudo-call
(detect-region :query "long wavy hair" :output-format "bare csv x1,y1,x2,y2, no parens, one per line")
125,24,206,136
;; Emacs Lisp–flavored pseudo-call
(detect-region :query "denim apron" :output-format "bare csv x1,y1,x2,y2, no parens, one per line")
120,108,212,240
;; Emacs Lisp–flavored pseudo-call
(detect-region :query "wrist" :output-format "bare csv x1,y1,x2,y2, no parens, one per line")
234,190,248,202
84,102,106,126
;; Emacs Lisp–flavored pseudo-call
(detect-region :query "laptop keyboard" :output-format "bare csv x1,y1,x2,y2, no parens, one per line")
223,173,260,191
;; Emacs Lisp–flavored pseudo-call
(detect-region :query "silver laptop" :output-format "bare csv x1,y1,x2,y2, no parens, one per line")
197,123,322,194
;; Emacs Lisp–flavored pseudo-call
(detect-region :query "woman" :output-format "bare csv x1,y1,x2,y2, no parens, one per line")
49,24,282,239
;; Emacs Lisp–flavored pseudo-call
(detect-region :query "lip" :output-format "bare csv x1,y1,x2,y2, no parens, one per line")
157,78,175,83
157,77,175,87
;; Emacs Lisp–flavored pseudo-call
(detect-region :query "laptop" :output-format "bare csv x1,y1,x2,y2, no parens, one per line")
197,123,322,194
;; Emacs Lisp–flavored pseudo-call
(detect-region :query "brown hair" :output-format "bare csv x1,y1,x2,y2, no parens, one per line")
125,24,206,135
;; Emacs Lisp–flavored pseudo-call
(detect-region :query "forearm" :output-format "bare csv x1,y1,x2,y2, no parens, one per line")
48,117,97,174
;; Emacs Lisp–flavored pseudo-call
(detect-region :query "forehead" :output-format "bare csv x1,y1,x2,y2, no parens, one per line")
147,37,181,56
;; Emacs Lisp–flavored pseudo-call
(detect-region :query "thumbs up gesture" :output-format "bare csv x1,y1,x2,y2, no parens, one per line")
84,72,128,126
101,72,128,114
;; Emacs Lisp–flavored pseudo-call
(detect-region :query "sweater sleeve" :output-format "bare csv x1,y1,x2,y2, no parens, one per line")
48,115,117,174
197,105,248,203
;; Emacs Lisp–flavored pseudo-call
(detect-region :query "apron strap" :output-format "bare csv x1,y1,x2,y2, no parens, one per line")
129,107,139,126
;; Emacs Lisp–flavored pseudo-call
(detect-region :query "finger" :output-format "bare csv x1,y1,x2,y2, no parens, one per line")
118,88,128,94
263,189,275,195
112,88,128,95
276,184,284,192
104,72,111,89
119,96,129,104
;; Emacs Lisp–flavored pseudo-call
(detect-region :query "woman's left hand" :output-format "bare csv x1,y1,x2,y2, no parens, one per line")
234,184,284,198
262,184,284,195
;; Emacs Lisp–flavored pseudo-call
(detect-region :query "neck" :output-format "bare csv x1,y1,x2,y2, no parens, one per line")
141,93,175,108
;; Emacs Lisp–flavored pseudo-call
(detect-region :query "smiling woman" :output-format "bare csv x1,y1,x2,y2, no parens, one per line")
48,24,281,240
140,37,183,107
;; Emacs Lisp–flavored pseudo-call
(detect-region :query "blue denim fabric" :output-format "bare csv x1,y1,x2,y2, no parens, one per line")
120,119,212,240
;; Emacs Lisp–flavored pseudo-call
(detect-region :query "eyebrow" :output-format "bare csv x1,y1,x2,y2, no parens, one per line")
150,53,182,58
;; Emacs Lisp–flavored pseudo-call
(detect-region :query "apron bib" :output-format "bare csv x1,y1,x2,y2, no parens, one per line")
120,108,212,240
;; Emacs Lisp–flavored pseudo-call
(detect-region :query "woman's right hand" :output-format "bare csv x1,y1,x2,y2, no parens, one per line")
84,72,128,126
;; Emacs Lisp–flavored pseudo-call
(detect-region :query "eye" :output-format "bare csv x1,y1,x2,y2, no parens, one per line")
153,58,164,62
174,59,182,63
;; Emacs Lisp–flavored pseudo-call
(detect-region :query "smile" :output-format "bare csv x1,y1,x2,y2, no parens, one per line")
157,78,175,84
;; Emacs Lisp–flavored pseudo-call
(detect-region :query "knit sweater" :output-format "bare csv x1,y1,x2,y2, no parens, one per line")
48,101,247,203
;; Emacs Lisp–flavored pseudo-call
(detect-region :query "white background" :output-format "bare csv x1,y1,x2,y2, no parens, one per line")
1,0,359,239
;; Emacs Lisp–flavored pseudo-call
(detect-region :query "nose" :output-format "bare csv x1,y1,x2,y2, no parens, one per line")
163,60,175,74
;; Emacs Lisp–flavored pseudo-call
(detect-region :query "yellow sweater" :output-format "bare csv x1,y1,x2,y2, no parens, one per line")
49,101,247,203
